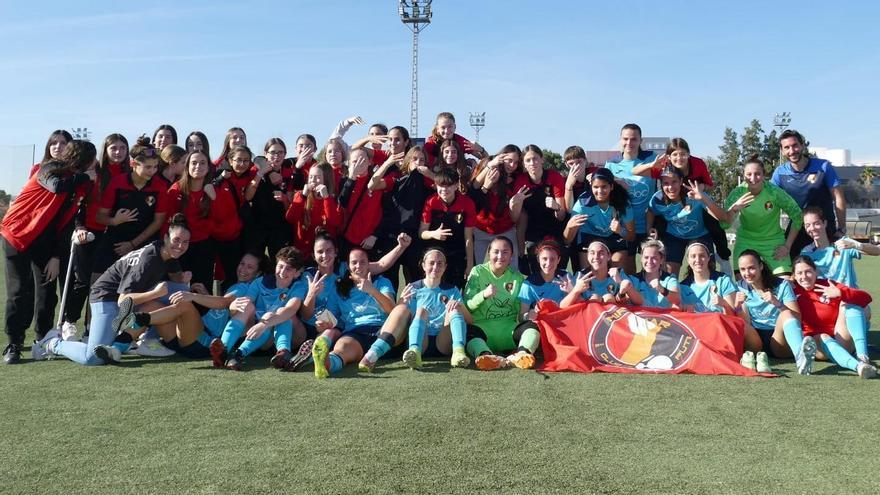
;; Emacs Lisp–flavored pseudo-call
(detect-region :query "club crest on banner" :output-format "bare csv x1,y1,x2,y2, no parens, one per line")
588,306,698,371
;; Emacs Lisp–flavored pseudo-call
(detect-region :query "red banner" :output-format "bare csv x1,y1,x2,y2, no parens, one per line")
535,301,774,377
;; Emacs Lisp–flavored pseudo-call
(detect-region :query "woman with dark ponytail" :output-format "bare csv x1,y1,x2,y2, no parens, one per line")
32,214,192,365
2,139,97,363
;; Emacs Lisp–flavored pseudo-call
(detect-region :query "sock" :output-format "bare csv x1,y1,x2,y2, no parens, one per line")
196,331,213,348
111,332,133,354
363,333,395,364
133,312,151,329
318,328,341,345
782,318,804,357
328,353,344,374
516,327,541,354
221,319,245,352
449,313,466,349
466,338,492,358
408,318,427,351
844,304,869,358
236,330,271,358
818,336,859,371
273,323,292,352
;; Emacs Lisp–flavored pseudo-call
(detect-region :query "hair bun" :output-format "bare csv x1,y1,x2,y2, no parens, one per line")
169,213,188,228
136,134,151,147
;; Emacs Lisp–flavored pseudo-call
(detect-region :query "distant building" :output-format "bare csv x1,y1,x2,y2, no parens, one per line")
811,147,852,166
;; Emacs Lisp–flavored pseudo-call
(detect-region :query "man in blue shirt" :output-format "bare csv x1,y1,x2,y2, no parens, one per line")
770,130,847,255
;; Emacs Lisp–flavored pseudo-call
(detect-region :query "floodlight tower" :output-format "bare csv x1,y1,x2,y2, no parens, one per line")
773,112,791,134
70,127,91,141
399,0,432,139
469,112,485,143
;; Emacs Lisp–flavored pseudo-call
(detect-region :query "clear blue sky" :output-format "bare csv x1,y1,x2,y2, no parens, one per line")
1,0,878,192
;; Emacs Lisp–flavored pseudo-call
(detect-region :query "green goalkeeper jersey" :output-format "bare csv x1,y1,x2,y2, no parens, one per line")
723,181,802,243
464,263,525,351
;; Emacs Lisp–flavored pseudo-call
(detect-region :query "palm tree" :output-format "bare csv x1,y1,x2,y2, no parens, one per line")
860,167,876,188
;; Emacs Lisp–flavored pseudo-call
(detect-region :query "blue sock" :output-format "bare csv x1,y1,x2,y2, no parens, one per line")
111,341,131,354
782,318,804,357
450,312,466,349
273,322,292,352
196,331,213,349
236,330,271,358
408,318,427,351
363,333,394,365
221,319,245,352
818,336,859,371
844,304,869,358
329,353,344,374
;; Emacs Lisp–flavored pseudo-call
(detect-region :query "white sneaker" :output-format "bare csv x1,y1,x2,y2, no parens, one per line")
796,336,817,376
61,322,79,341
857,362,877,379
32,329,61,361
134,338,175,357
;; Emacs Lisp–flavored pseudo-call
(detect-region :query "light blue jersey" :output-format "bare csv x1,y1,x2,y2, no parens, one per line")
571,195,633,239
246,274,297,318
679,272,736,314
578,273,619,301
605,150,657,234
737,279,796,330
649,193,709,240
628,272,679,309
335,275,395,331
301,266,342,327
202,281,251,337
519,270,572,306
407,280,463,336
801,241,861,288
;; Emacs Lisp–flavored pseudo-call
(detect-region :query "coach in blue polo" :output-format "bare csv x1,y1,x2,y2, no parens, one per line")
771,129,847,256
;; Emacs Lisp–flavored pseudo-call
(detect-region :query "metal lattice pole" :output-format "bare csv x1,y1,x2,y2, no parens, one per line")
399,1,432,139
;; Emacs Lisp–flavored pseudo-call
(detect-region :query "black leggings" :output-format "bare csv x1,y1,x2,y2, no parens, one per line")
215,237,244,293
180,239,216,294
3,237,57,343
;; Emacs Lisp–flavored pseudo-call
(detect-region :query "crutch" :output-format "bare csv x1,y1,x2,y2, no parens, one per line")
54,231,94,332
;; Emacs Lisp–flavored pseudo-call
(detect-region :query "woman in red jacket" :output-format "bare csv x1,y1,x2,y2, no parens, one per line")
2,140,96,363
29,130,73,178
788,256,876,378
212,145,254,291
285,163,341,261
167,150,216,293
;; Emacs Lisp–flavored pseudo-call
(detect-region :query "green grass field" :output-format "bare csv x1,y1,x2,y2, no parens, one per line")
2,258,879,494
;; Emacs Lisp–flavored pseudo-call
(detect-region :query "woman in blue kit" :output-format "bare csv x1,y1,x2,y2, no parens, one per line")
564,167,634,271
647,166,726,275
561,241,638,307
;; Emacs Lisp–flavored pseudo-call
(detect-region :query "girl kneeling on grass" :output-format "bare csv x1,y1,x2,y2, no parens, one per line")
789,256,876,378
678,243,768,373
34,214,190,365
387,248,474,371
463,236,541,371
733,250,804,370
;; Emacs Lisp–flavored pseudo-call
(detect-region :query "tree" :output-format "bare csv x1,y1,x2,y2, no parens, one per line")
542,148,564,173
761,129,780,173
0,189,9,205
740,119,764,161
711,128,741,201
860,167,876,188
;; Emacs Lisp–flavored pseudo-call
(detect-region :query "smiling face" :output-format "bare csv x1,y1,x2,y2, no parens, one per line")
436,117,455,140
229,130,246,147
743,162,764,190
620,128,641,156
780,136,804,164
236,253,261,284
274,259,302,289
230,150,252,174
164,227,191,259
313,238,336,270
591,177,612,203
669,149,689,168
421,250,447,281
793,261,817,290
441,144,458,165
686,244,710,274
436,181,456,203
538,248,560,277
388,128,408,154
661,175,682,201
188,152,209,180
325,141,344,167
587,244,610,273
348,249,370,279
803,212,826,241
737,254,761,285
106,140,128,163
488,239,512,274
641,246,663,274
187,135,204,153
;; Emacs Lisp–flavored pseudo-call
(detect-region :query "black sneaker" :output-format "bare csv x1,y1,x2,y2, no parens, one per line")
3,344,22,364
286,339,314,372
225,351,244,371
112,297,135,335
270,349,293,370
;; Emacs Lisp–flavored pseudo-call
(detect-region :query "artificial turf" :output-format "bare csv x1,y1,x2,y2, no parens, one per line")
1,257,879,494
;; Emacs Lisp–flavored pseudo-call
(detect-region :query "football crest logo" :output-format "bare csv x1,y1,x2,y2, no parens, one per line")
146,196,156,207
440,294,449,304
504,282,515,293
588,306,698,371
764,201,773,210
455,213,463,224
